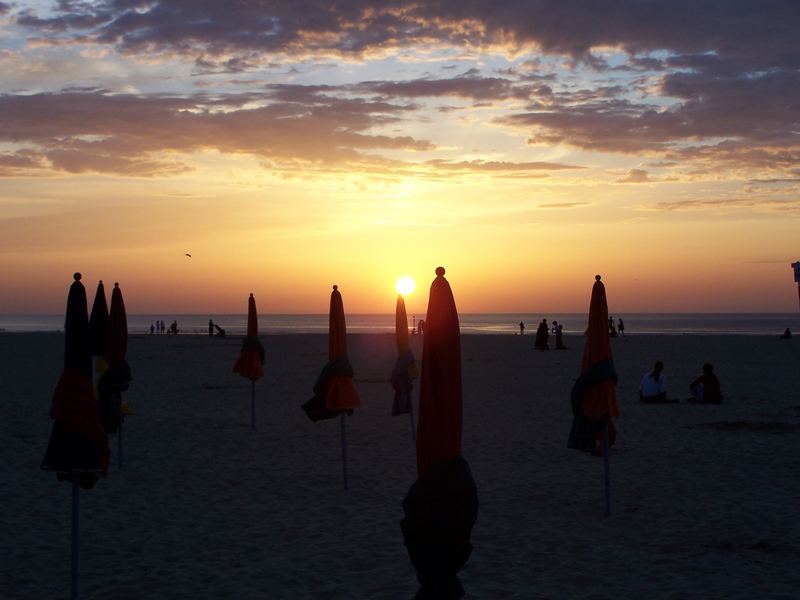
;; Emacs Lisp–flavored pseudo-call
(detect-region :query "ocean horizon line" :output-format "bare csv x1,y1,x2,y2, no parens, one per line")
1,312,797,336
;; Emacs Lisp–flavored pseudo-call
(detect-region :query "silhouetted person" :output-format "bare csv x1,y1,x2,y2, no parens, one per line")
554,321,566,349
688,363,723,404
608,316,617,337
150,323,155,335
417,319,425,335
170,320,178,335
208,319,214,337
639,361,674,403
780,327,792,339
160,320,165,334
519,321,524,335
534,319,549,350
618,318,625,336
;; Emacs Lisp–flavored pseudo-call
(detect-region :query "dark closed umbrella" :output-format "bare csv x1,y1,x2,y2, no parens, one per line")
301,285,360,489
88,280,108,360
42,272,110,600
233,293,265,430
391,294,418,425
42,273,109,482
568,274,619,515
401,267,478,600
98,283,131,438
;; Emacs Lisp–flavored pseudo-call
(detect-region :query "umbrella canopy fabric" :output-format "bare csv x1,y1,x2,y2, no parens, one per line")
568,275,619,454
391,295,417,416
233,293,265,380
42,273,109,488
88,280,108,359
106,283,128,365
98,283,131,433
325,285,360,412
301,285,359,421
64,273,92,379
401,267,478,600
416,268,462,477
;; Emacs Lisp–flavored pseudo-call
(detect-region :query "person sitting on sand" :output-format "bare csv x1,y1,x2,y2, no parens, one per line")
688,363,723,404
639,361,673,403
780,327,792,339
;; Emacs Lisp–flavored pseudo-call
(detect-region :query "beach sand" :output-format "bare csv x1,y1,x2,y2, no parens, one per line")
2,331,799,599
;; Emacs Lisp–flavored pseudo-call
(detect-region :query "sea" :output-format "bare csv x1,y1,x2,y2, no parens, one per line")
0,313,797,336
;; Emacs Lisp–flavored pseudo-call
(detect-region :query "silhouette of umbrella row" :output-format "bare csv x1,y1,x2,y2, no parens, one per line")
43,268,618,599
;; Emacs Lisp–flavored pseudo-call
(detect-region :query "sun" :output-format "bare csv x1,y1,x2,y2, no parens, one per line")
395,275,416,296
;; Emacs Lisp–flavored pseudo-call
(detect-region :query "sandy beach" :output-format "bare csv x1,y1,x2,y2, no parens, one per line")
2,331,799,599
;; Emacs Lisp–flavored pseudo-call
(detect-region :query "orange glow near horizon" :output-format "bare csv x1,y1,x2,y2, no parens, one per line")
1,8,799,315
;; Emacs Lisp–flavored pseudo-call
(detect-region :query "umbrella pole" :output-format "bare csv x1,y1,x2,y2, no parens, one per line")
340,413,348,490
603,420,611,517
250,379,256,432
118,393,124,469
408,393,416,441
71,475,79,600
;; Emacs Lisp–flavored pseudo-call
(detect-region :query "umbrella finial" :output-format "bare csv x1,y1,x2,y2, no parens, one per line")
98,279,103,284
73,272,81,281
595,274,601,281
114,282,119,288
435,266,445,277
333,284,338,291
249,292,254,298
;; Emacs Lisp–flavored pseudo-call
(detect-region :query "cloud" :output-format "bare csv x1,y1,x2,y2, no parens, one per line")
617,168,650,183
0,89,434,176
13,2,799,70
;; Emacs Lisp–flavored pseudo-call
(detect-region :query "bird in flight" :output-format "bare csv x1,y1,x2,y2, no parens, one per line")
185,252,192,258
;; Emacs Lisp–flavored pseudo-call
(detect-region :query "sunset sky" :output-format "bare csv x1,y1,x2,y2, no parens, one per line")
1,1,798,314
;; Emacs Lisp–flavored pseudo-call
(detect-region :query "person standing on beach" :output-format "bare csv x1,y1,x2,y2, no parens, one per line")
150,323,155,335
534,319,549,350
555,322,566,349
618,318,625,336
208,319,214,337
608,316,616,337
639,361,669,403
519,321,524,335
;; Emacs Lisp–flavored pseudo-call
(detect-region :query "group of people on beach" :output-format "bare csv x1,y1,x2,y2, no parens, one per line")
519,319,567,350
148,320,178,335
639,361,723,404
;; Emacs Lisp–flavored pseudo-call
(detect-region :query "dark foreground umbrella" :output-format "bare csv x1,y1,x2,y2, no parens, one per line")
41,272,110,600
98,283,131,466
391,294,418,438
88,280,108,361
401,267,478,600
301,285,360,489
233,293,265,430
568,275,619,516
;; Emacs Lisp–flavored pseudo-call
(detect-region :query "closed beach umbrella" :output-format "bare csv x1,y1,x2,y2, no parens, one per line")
391,294,418,435
88,280,108,361
233,293,265,430
401,267,478,599
41,272,110,600
568,275,619,515
98,283,131,464
301,285,360,488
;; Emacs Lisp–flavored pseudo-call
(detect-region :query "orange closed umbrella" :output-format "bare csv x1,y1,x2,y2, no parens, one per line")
41,272,110,600
233,293,265,430
401,267,478,598
391,294,417,436
568,274,619,515
98,283,132,467
301,285,360,489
